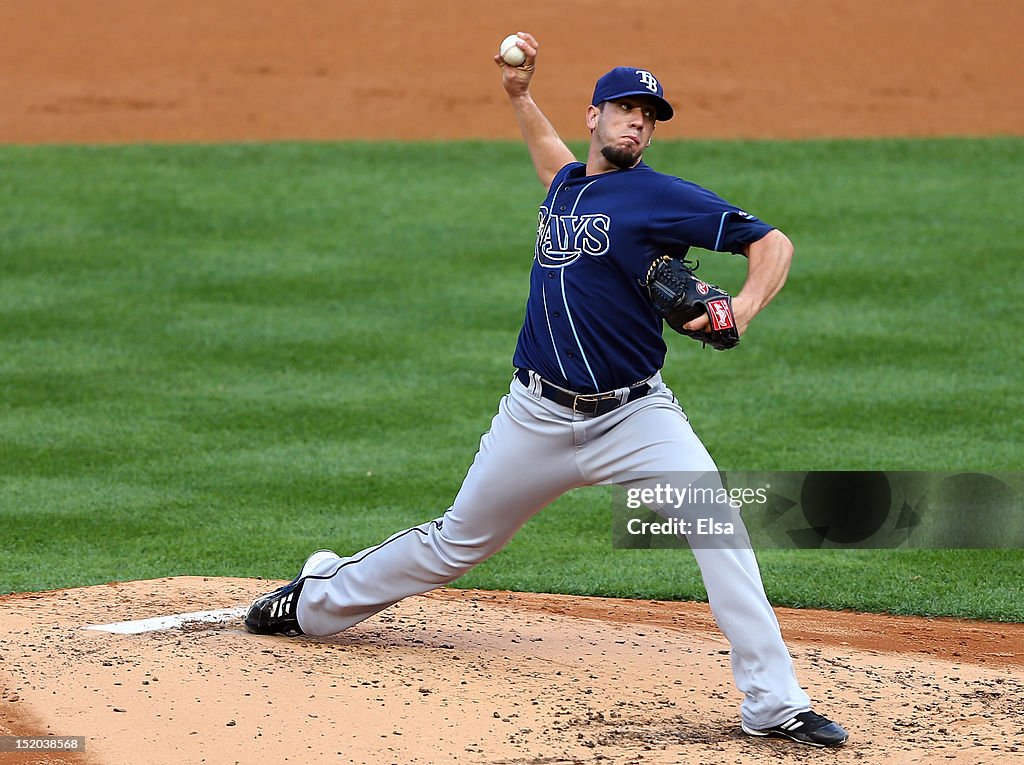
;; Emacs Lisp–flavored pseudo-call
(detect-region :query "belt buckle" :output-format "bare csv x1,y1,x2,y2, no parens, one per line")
573,391,618,415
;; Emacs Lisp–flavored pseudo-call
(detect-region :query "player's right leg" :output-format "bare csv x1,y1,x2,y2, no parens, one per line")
246,378,584,637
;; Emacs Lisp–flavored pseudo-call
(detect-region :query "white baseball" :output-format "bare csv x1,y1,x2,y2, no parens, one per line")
499,34,526,67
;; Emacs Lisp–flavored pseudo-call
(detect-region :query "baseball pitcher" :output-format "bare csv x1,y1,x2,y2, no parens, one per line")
245,32,848,749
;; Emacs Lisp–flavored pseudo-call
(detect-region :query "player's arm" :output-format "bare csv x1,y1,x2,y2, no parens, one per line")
683,228,794,336
495,32,576,187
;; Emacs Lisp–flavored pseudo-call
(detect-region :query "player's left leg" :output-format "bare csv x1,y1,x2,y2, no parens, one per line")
574,381,829,736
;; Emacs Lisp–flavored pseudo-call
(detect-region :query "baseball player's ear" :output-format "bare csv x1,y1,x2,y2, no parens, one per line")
586,104,600,130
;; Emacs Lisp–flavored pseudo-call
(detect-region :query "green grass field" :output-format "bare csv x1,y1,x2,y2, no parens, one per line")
1,138,1021,620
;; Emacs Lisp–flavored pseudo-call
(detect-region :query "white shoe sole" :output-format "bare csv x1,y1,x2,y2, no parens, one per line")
741,721,847,748
300,549,340,579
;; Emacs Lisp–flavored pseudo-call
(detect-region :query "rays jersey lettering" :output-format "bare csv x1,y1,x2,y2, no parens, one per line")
535,205,611,268
514,161,775,392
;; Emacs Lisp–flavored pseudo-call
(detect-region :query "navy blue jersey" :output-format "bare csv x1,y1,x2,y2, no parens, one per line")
512,161,774,393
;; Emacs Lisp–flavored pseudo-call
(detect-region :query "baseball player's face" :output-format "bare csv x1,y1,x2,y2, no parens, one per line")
589,98,657,170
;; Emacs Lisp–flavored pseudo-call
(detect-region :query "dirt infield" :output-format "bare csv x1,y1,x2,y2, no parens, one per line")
1,579,1023,764
2,1,1023,763
1,0,1021,144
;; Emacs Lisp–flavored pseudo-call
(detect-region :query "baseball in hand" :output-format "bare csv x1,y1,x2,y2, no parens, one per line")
499,34,526,66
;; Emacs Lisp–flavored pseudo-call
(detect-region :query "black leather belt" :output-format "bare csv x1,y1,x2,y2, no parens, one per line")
515,368,653,416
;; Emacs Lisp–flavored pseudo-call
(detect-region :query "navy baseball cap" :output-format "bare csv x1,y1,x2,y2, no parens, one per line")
592,67,674,121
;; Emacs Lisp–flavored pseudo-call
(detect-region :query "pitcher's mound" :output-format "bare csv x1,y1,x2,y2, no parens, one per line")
1,577,1021,764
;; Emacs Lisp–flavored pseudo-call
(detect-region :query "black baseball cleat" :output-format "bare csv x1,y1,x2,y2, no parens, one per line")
244,579,305,636
741,710,849,747
244,549,338,636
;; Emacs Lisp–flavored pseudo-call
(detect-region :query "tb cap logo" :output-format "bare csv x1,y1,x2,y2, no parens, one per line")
636,70,659,93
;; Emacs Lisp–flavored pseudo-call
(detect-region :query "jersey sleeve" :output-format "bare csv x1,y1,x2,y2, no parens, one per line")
648,178,774,254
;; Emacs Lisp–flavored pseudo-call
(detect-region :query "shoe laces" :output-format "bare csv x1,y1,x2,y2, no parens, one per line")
794,710,831,729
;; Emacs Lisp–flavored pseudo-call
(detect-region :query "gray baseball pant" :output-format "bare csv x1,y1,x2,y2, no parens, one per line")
297,372,811,729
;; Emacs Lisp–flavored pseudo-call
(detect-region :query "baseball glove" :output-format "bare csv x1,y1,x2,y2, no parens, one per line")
644,256,740,350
